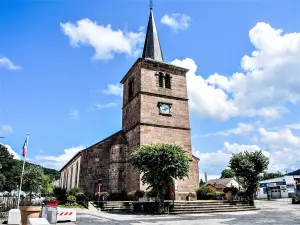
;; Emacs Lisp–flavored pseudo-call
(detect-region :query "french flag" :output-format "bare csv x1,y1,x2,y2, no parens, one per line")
22,137,28,157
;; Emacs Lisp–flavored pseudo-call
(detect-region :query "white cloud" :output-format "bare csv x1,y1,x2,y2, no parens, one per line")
196,142,272,177
0,143,20,160
258,127,300,147
172,22,300,120
35,146,85,169
0,125,13,135
69,109,79,120
161,13,191,32
0,57,21,70
90,102,119,111
102,83,123,96
198,123,253,137
60,19,144,60
286,124,300,130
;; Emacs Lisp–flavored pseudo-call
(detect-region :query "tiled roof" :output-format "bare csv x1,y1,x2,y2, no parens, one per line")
206,178,233,187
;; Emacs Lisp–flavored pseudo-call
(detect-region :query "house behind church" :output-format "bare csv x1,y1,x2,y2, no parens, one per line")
59,6,199,200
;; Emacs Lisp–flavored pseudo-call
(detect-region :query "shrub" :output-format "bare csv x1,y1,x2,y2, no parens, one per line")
188,192,196,198
196,186,215,196
69,187,83,196
127,191,136,201
67,195,76,204
53,187,67,201
134,190,145,198
146,189,158,198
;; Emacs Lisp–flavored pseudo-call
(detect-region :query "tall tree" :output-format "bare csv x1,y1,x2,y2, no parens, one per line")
229,150,269,206
22,165,45,201
220,168,235,178
0,144,21,191
131,144,190,214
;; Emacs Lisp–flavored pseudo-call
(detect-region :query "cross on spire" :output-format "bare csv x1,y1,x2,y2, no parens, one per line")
150,0,153,9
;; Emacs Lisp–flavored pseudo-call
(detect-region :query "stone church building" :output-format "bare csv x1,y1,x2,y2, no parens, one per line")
59,6,199,200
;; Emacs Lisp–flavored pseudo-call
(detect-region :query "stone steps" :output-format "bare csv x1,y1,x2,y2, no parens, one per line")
101,201,257,214
173,205,249,209
170,207,258,214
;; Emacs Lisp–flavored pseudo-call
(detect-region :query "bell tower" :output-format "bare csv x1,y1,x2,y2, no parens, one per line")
120,5,199,199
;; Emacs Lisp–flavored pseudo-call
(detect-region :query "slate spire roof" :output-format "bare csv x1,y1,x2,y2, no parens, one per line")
142,7,164,62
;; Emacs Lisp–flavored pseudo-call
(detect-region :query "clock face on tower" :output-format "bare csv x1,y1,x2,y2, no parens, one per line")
158,103,171,115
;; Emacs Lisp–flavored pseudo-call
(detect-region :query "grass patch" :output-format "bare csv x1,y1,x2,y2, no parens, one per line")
58,204,84,209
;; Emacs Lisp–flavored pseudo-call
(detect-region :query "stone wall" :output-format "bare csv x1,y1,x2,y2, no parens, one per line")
78,131,127,196
140,95,190,129
60,154,81,191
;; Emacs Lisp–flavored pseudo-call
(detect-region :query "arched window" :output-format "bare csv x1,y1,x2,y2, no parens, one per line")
165,74,171,89
158,73,164,88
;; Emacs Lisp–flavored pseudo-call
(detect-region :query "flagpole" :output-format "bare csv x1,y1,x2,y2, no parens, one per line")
17,133,30,208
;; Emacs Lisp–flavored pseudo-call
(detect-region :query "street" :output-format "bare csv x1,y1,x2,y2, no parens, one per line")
74,199,300,225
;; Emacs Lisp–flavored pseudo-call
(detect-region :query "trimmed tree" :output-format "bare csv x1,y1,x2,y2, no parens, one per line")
220,168,235,179
131,144,190,214
229,150,269,206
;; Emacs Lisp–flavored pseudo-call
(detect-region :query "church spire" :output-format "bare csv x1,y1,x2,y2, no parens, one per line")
142,1,164,62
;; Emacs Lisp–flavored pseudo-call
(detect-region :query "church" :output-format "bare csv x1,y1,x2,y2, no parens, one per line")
59,5,199,200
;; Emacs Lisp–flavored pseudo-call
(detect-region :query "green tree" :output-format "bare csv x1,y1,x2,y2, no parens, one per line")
229,150,269,206
22,165,45,201
0,144,22,191
131,144,190,214
260,171,283,181
199,178,205,186
41,174,53,196
0,174,6,191
220,168,235,178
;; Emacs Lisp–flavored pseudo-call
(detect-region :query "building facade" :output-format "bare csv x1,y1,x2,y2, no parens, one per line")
60,6,199,199
257,176,296,199
206,178,242,192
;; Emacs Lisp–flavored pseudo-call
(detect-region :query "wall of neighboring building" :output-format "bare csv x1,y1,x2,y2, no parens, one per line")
258,176,296,199
60,154,81,191
227,179,242,189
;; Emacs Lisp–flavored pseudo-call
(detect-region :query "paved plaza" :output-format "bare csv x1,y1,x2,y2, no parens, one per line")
1,199,299,224
73,199,300,225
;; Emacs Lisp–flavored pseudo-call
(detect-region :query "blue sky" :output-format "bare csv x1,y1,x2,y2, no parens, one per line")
1,0,300,180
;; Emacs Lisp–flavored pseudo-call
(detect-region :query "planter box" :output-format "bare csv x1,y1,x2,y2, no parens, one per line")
45,200,59,207
20,206,42,225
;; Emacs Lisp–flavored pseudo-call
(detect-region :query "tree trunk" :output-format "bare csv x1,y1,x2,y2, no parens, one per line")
157,192,165,214
249,191,254,206
30,192,32,202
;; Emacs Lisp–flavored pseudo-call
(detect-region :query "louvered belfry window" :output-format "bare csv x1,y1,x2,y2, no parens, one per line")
157,72,172,89
158,73,164,87
165,74,171,89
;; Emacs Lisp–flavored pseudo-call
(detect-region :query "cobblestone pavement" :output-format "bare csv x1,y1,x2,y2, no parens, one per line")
73,199,300,225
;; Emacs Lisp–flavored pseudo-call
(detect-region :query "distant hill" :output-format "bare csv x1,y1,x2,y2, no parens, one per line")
16,160,60,180
287,169,300,176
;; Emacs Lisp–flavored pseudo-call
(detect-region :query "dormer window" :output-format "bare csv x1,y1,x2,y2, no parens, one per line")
156,72,172,89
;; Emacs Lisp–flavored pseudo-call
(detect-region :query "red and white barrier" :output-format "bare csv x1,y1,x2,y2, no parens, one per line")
57,208,76,222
